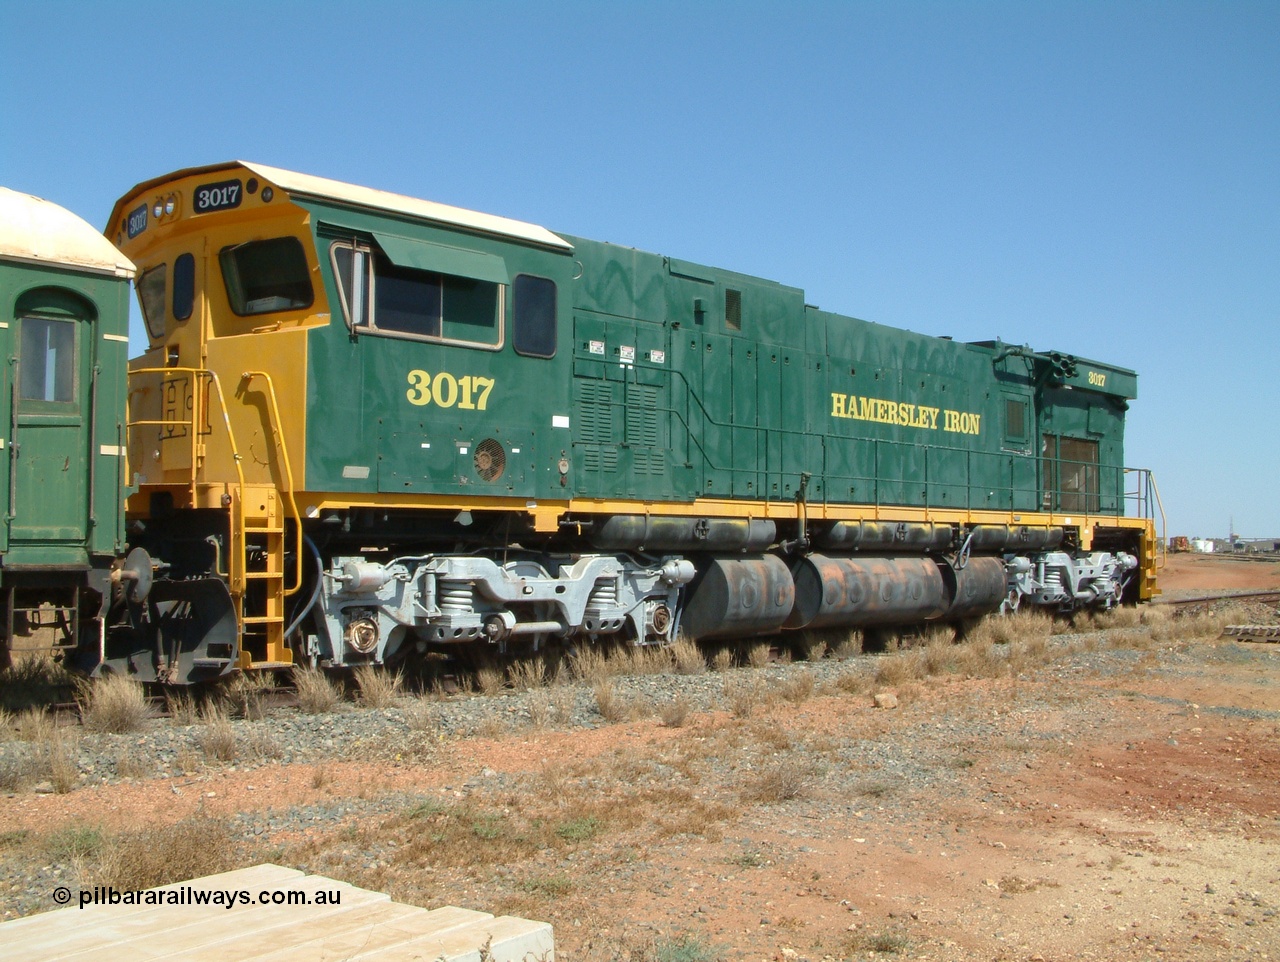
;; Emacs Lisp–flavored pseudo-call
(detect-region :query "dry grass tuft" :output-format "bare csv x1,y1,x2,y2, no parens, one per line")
779,670,816,704
723,675,767,718
475,666,505,696
549,686,576,726
46,729,79,793
792,629,836,662
1007,633,1052,672
569,646,613,684
670,638,707,675
1139,604,1173,629
226,672,273,720
1165,608,1239,641
952,637,1005,677
527,690,554,728
294,667,342,714
355,665,403,709
0,654,76,713
659,694,692,728
921,636,959,676
746,643,772,668
1095,605,1143,629
16,707,55,743
833,631,864,659
624,645,670,676
115,749,153,780
592,681,630,723
198,703,237,762
711,648,735,672
79,675,151,734
402,697,437,732
827,666,873,696
743,757,812,802
509,659,548,692
87,817,233,890
874,649,926,688
475,715,510,738
164,690,199,726
972,609,1055,646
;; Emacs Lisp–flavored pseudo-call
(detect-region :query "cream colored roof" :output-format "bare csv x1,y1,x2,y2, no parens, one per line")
0,187,135,278
242,162,572,251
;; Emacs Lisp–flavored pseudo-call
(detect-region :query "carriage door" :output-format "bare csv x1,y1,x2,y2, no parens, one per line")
9,307,91,553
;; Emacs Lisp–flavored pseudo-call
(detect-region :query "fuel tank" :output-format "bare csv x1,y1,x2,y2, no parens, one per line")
937,555,1008,619
785,554,948,630
680,555,795,641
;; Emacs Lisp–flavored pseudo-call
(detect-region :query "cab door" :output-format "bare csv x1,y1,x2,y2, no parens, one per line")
9,312,91,556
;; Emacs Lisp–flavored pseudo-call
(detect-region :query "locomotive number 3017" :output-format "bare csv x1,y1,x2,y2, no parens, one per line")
406,370,496,410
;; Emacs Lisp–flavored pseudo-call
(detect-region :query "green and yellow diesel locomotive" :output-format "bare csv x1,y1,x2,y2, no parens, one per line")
0,188,134,671
97,162,1160,684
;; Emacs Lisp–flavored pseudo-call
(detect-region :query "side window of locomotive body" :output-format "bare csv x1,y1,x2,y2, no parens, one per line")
19,316,76,405
513,274,556,358
330,240,502,349
172,253,196,322
220,237,313,316
137,264,167,340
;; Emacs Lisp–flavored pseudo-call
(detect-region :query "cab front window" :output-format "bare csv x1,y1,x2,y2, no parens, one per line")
220,237,313,316
137,264,166,339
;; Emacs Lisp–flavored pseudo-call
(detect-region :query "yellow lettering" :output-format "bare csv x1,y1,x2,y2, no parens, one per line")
828,391,979,435
407,370,495,411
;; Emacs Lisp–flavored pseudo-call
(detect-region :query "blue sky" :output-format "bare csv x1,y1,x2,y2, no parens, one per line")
3,0,1276,537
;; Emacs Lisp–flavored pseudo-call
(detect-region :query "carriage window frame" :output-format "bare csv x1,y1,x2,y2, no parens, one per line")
512,273,557,358
136,263,167,340
328,238,505,351
219,236,314,317
18,314,78,407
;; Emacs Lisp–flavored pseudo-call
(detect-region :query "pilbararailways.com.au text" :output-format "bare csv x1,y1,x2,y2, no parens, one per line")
76,886,342,909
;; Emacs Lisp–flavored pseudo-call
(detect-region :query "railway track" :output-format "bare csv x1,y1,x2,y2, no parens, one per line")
1158,589,1280,609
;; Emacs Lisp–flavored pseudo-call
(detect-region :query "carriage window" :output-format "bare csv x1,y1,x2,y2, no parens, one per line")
20,317,76,403
173,253,195,321
513,274,556,358
137,264,166,339
330,240,502,348
220,237,313,316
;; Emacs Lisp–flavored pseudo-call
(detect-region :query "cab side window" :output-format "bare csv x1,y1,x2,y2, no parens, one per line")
513,274,556,358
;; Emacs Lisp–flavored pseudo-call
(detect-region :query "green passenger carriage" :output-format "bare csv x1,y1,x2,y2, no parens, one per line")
0,187,134,670
97,162,1159,684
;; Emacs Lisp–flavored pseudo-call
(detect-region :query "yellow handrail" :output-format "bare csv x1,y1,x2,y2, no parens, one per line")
240,371,304,596
127,366,250,592
1147,470,1168,569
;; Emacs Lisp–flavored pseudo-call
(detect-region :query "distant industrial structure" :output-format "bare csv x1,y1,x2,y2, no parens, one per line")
1169,536,1280,554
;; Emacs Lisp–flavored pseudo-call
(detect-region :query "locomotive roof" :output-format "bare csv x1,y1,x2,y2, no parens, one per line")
0,187,135,278
111,162,573,253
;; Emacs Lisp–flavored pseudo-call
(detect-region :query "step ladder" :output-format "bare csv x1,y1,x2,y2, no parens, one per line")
233,372,302,671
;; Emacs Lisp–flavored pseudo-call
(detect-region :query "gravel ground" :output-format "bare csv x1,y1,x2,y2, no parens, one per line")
3,594,1279,959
